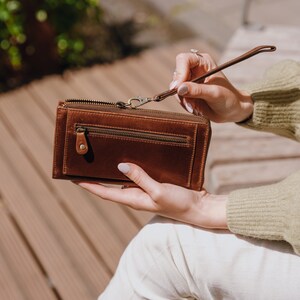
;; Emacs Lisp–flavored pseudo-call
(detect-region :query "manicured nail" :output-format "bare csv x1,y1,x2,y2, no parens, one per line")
169,80,178,90
184,100,193,114
178,84,188,96
118,163,130,174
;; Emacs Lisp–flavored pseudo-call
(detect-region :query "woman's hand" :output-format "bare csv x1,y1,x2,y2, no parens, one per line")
74,163,228,230
170,52,253,123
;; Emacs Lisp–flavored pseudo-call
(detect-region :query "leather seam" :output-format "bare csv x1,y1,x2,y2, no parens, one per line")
188,125,197,187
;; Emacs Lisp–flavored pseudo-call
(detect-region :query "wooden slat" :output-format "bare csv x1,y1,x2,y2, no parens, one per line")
208,136,300,166
210,158,300,194
0,246,24,300
28,75,79,119
0,113,109,299
0,203,56,299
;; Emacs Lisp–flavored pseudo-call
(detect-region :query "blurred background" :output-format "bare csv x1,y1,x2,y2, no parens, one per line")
1,0,300,93
0,1,300,299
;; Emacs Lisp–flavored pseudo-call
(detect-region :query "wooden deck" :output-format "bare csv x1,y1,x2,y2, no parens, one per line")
0,39,216,299
0,26,300,299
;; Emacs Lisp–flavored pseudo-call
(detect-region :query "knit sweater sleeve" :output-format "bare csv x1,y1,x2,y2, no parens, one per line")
227,60,300,255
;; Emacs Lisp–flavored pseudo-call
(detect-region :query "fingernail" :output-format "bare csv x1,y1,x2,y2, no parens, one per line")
169,80,178,90
118,163,130,174
178,84,188,96
184,100,193,114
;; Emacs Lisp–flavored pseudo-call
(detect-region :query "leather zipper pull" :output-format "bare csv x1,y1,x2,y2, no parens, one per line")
76,127,88,155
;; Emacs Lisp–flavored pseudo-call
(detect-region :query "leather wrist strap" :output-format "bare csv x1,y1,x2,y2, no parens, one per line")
152,45,276,102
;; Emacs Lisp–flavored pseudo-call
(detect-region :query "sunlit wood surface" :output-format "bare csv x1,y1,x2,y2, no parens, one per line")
0,25,300,299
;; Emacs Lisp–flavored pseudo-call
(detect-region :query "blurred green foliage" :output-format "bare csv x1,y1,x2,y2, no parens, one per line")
0,0,143,92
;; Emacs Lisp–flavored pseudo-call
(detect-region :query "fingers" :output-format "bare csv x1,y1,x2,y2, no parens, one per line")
170,52,217,89
74,163,165,211
75,181,155,210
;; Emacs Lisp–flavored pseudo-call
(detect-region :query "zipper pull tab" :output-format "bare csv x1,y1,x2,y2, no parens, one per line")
76,127,88,155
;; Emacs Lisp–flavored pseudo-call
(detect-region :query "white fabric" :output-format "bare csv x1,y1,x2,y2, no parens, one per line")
99,216,300,300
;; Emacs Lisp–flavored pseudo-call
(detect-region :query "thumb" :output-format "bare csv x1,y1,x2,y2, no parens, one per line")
118,163,161,197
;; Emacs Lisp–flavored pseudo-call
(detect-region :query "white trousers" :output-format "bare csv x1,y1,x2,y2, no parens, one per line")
99,216,300,300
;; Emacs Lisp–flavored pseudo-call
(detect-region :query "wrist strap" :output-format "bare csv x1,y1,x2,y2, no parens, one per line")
152,45,276,102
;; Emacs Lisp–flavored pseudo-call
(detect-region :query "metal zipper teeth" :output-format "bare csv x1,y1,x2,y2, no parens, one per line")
64,99,206,121
65,99,122,106
76,125,188,144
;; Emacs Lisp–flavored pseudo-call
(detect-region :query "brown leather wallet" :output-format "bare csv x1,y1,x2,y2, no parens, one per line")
52,100,211,190
52,45,276,190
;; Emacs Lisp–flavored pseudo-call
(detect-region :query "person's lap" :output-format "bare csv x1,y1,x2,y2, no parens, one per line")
99,216,300,300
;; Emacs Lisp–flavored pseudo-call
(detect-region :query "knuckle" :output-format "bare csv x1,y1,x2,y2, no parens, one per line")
151,188,163,201
130,168,143,186
194,84,203,96
210,86,221,98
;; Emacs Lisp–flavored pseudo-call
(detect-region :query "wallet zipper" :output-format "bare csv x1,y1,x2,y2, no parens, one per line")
75,125,188,155
64,99,128,108
62,99,206,122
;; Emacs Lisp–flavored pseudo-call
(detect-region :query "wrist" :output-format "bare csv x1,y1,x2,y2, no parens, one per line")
193,192,228,229
237,90,253,123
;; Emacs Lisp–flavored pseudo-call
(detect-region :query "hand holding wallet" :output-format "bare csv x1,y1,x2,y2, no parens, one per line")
52,45,276,190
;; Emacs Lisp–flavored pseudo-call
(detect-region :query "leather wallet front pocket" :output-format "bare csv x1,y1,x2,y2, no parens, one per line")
53,101,211,190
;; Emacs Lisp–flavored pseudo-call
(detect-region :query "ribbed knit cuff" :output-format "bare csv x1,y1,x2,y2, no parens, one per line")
227,183,286,241
227,171,300,255
237,60,300,141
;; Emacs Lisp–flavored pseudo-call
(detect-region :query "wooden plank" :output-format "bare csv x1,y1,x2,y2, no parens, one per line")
0,233,26,300
208,136,300,166
65,64,129,100
28,75,79,120
0,203,56,300
0,114,109,299
209,158,300,194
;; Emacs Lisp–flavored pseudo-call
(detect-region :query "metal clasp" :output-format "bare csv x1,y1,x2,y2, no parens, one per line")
127,96,153,109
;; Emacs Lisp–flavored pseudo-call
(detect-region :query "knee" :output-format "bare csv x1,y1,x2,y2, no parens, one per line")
131,216,179,254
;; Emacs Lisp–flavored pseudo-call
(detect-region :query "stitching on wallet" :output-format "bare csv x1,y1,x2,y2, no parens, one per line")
68,108,198,127
63,110,72,174
54,107,67,176
75,122,189,141
187,126,197,186
194,124,210,188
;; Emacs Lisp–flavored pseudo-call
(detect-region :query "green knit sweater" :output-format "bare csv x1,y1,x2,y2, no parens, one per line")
227,60,300,255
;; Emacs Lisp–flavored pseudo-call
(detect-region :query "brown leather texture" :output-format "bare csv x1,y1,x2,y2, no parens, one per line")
52,101,211,190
